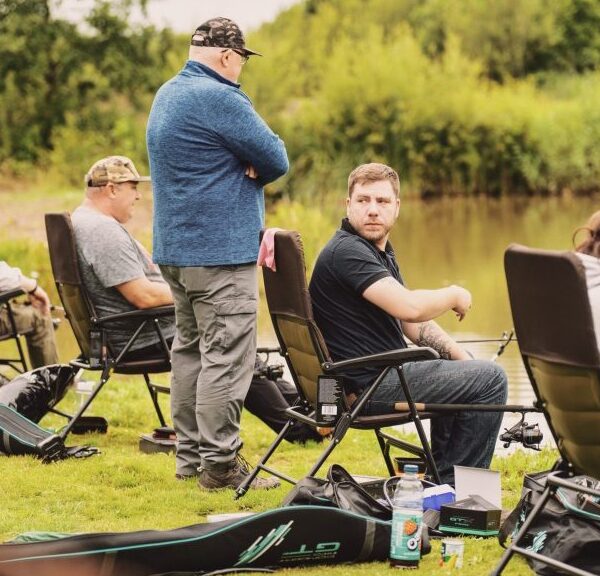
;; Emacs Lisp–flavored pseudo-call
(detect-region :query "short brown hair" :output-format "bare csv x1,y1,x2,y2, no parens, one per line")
573,210,600,258
348,163,400,197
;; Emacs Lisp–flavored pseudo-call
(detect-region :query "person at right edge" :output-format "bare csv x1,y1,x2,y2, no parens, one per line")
573,210,600,352
146,17,288,491
309,163,508,486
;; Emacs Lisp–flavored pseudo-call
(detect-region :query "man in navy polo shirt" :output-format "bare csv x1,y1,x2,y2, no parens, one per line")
146,18,288,491
309,163,507,485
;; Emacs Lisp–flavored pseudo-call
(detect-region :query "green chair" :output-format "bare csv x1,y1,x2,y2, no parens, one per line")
45,212,173,439
493,244,600,576
236,229,447,498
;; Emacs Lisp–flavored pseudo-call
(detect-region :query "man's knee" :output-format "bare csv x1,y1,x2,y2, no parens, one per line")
482,361,508,403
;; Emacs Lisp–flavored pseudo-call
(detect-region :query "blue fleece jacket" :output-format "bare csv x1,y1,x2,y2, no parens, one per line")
146,61,289,266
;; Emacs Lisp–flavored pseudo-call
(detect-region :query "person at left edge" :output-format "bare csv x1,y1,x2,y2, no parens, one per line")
0,262,59,370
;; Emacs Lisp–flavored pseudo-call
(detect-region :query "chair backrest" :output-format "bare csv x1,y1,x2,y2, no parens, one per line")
45,212,95,360
505,244,600,477
262,231,331,406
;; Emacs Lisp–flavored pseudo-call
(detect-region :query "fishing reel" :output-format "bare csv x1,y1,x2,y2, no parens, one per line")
255,362,284,382
500,413,543,451
254,348,285,381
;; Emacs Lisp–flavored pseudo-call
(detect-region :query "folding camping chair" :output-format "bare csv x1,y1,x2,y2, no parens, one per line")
44,212,173,440
0,288,30,375
493,244,600,576
236,230,443,498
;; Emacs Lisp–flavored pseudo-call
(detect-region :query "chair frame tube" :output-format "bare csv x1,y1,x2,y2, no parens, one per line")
493,471,600,576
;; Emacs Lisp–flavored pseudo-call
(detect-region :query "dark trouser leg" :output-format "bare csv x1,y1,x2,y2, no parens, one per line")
244,375,323,443
363,359,508,485
0,304,58,368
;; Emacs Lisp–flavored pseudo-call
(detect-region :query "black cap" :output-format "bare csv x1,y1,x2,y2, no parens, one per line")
190,17,261,57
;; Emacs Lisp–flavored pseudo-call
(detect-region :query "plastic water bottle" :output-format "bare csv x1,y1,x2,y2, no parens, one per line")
75,380,95,407
390,464,424,569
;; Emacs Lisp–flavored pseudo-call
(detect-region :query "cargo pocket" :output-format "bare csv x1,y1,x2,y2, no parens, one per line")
213,299,256,351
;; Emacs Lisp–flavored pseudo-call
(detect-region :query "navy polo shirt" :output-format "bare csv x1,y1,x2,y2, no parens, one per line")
309,218,408,394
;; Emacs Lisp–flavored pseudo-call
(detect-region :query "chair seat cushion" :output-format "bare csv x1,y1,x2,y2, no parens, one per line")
114,358,171,374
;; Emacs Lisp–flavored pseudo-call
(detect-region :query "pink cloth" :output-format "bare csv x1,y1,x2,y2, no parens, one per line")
257,228,284,271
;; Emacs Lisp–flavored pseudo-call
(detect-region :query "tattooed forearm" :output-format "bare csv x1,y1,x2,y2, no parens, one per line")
415,321,453,360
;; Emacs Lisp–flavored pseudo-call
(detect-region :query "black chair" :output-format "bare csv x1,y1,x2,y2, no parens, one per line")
236,230,451,498
493,244,600,576
45,212,173,439
0,288,30,375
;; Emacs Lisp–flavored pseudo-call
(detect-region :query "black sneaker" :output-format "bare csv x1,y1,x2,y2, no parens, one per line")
197,453,280,491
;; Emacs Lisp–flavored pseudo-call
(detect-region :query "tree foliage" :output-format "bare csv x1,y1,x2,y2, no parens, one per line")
0,0,180,179
0,0,599,196
243,0,600,197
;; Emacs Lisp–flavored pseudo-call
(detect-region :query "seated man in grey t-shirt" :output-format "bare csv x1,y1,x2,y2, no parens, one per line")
72,156,323,455
72,156,174,358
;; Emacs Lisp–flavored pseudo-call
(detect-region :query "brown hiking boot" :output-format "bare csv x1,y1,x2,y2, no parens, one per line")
197,453,280,491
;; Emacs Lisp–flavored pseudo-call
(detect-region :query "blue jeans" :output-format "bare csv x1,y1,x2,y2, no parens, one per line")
361,359,508,485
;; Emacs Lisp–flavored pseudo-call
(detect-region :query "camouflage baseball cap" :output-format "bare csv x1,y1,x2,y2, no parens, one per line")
190,17,261,57
84,156,150,187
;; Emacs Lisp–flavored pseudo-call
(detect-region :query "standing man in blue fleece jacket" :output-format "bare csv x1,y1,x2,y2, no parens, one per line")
146,17,288,491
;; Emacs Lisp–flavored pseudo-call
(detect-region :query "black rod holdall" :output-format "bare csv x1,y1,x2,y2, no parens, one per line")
499,470,600,575
0,403,98,462
0,505,392,575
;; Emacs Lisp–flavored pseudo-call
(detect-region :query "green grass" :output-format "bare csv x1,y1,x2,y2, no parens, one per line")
0,372,555,575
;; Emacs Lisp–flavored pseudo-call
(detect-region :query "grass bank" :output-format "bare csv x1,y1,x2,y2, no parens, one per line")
0,374,555,575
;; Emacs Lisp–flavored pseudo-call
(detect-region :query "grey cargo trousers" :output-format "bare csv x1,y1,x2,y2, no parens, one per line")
159,263,257,476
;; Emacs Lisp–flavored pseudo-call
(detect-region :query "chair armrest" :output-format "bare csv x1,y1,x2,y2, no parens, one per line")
0,288,25,302
93,305,175,325
322,347,439,373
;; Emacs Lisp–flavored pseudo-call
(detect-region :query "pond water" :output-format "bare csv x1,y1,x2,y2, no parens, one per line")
263,193,598,451
2,192,598,451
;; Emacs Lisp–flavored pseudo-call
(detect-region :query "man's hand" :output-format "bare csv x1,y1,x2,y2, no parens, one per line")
450,285,472,321
245,165,258,179
29,286,51,315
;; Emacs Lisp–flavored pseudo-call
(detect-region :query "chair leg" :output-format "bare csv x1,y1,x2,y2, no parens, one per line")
59,367,111,440
143,373,167,427
413,417,441,484
396,366,441,484
376,428,440,482
235,419,297,499
375,430,397,477
306,412,353,477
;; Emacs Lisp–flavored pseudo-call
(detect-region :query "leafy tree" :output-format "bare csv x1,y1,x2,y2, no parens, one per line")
0,0,178,177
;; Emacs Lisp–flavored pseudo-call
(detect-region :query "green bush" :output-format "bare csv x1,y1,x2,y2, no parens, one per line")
2,0,600,198
246,18,600,198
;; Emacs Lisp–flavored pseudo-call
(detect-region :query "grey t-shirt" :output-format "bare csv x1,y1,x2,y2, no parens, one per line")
577,252,600,355
71,206,174,353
